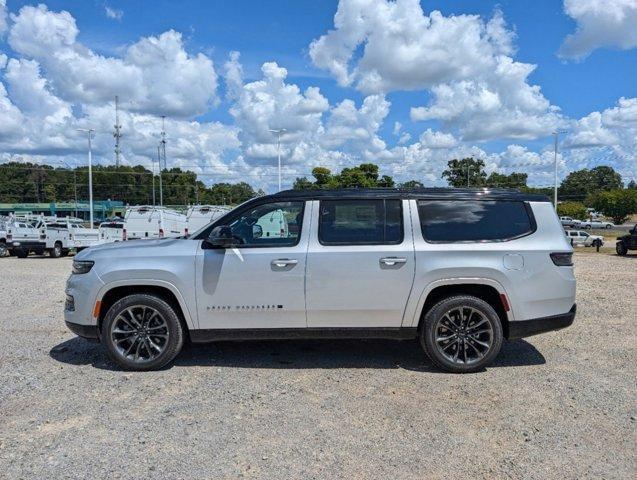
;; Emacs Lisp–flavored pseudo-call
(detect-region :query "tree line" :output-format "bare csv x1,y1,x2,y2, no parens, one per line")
0,162,263,206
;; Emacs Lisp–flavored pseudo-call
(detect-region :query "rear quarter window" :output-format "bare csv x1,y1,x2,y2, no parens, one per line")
418,200,534,243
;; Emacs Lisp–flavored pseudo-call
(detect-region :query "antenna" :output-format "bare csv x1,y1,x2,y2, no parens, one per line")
113,96,122,167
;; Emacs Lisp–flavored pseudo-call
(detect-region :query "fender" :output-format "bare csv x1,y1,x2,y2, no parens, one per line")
404,277,514,328
96,278,197,329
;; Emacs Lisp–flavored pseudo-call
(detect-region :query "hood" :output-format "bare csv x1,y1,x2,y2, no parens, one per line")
75,238,183,260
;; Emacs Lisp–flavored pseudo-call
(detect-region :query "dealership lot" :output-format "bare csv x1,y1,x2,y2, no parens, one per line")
0,253,635,479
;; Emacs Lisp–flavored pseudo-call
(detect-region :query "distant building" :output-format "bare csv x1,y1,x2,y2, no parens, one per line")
0,200,125,222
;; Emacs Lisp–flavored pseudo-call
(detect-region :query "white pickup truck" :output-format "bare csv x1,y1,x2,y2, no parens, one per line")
44,218,102,256
5,218,46,257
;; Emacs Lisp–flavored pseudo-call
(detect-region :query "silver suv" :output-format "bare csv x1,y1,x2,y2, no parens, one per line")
64,188,576,373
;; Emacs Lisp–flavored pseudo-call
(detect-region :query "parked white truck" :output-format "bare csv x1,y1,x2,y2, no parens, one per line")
4,216,46,257
123,206,187,240
98,221,125,243
43,217,102,257
185,205,230,235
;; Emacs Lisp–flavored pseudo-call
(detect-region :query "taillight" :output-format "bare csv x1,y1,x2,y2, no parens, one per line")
122,228,127,241
550,252,573,266
185,228,189,236
159,228,164,238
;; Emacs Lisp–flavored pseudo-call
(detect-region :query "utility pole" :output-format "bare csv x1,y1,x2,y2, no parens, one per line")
269,128,287,192
114,96,122,167
77,128,95,226
157,144,163,206
151,158,156,206
553,130,567,210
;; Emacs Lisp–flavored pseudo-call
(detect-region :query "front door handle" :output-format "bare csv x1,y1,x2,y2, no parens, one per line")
271,258,298,268
380,257,407,266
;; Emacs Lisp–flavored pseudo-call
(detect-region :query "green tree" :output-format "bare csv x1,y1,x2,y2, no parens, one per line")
442,157,487,187
398,180,424,189
556,201,588,221
485,171,527,189
590,189,637,225
559,166,622,202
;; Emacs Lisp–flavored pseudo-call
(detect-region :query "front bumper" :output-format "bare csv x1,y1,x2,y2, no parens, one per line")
508,305,576,340
65,321,99,341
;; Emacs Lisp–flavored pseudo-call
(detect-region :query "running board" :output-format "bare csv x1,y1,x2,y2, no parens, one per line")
190,327,418,343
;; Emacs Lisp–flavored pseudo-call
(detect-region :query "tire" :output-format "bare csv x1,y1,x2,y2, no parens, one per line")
584,225,591,229
101,294,184,371
591,239,601,248
50,242,62,258
0,242,6,257
15,248,28,258
420,295,503,373
605,224,612,229
616,241,628,256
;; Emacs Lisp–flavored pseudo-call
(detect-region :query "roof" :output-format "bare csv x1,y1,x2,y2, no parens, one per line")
266,187,550,202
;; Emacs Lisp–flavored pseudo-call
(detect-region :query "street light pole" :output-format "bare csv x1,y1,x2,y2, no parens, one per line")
77,128,95,226
552,130,567,211
269,128,287,192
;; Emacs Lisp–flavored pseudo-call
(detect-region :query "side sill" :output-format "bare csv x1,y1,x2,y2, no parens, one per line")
507,305,576,340
190,327,418,343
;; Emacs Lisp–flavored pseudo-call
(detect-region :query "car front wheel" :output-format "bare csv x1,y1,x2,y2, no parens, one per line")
420,295,503,373
101,294,185,371
616,242,628,256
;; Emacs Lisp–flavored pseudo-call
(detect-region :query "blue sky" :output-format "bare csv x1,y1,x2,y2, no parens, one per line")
0,0,636,190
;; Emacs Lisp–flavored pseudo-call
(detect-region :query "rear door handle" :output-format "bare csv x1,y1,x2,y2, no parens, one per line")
380,257,407,266
271,258,298,268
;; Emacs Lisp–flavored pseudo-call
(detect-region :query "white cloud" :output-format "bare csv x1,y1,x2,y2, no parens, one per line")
229,61,329,159
418,129,457,149
410,57,561,141
312,0,560,142
8,4,218,117
559,0,637,59
310,0,514,93
0,0,8,36
104,5,123,21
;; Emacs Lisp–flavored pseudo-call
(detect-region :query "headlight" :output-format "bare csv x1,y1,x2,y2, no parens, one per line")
72,260,94,274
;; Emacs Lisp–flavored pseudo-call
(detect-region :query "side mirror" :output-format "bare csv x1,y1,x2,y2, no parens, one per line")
203,225,234,248
252,224,263,238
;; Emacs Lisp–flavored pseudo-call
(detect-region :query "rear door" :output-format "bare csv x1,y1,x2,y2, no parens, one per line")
305,198,415,328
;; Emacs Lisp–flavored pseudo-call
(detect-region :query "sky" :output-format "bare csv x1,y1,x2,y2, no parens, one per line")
0,0,636,192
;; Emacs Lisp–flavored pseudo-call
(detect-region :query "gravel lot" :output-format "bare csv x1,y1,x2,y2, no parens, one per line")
0,252,635,479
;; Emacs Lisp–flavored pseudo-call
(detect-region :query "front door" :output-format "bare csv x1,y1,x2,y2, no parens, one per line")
195,200,309,330
305,199,415,328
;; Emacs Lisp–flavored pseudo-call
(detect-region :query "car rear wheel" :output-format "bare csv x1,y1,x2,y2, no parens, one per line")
101,294,184,371
420,295,503,373
616,241,628,256
50,242,62,258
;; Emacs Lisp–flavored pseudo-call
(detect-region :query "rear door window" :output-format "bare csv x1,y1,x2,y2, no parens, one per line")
418,200,534,242
318,199,403,245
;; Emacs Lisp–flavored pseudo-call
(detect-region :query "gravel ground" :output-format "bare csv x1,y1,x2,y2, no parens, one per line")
0,253,635,479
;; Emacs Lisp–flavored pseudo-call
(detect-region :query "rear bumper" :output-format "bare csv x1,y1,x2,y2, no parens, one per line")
508,305,576,340
65,321,99,341
7,240,45,250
